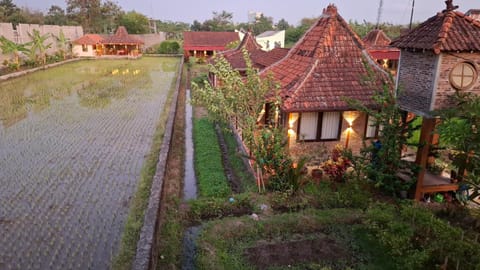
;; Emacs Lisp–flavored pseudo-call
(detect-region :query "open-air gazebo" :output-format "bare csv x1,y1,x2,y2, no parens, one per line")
100,26,144,57
392,0,480,200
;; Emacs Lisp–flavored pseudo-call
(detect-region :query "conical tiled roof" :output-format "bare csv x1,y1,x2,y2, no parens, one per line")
261,4,390,112
102,26,144,45
363,29,400,60
219,31,288,70
391,4,480,54
363,29,391,48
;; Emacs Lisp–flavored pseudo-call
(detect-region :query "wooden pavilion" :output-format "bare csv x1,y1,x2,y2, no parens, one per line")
100,26,144,57
391,0,480,200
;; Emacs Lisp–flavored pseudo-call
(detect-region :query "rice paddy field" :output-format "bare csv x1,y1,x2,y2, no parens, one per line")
0,57,180,270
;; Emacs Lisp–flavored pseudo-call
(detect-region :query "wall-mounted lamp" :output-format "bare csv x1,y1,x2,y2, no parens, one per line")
345,125,353,148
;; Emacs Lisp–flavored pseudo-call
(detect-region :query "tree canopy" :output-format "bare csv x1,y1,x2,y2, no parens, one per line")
118,11,149,34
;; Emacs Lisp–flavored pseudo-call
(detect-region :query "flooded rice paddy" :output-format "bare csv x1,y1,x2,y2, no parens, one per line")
0,57,180,270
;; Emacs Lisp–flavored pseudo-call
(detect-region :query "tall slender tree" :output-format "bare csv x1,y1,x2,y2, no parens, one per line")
66,0,102,33
45,5,67,25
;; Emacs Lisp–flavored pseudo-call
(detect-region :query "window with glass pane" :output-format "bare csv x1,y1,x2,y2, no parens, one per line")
450,62,477,90
299,112,318,140
321,112,341,139
365,114,377,138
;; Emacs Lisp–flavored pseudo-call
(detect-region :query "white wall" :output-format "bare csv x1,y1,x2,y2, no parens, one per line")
256,30,285,51
72,44,96,57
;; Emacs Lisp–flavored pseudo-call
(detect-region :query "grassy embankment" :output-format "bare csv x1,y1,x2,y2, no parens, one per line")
112,58,180,270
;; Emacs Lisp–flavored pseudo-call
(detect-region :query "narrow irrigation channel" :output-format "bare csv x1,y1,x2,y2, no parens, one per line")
182,88,200,270
184,89,197,201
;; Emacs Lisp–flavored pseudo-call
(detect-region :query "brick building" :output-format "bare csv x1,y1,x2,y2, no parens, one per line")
259,4,392,166
391,0,480,200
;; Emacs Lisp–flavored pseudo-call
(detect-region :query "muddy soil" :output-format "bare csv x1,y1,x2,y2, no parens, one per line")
244,234,348,269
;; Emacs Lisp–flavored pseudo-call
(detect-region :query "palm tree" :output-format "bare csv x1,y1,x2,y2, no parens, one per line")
0,35,29,70
54,29,70,60
27,29,52,66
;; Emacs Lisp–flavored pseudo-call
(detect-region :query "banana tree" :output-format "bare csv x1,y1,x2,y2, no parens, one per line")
54,29,70,60
0,35,29,70
27,29,52,66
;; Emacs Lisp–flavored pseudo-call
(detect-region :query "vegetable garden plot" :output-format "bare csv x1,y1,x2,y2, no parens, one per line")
0,58,180,270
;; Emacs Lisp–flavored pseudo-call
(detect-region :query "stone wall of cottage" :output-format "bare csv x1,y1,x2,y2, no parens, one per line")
433,52,480,110
288,111,370,167
397,50,439,115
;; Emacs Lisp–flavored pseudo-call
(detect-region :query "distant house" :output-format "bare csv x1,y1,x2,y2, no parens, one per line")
183,31,239,60
72,34,104,57
72,26,144,58
391,1,480,200
256,30,285,51
466,9,480,21
362,29,400,76
212,31,288,84
259,5,391,164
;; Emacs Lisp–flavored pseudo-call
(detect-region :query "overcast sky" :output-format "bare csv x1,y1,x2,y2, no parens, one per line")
14,0,479,26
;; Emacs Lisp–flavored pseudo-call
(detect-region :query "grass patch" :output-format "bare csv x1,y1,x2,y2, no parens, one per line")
193,118,231,198
187,193,255,223
157,64,188,269
112,60,180,270
196,208,364,269
157,201,184,268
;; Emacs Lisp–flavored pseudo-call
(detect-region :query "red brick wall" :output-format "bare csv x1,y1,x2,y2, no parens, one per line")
397,50,439,115
433,52,480,110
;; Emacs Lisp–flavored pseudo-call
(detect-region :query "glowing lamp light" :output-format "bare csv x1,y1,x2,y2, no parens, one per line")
288,128,296,136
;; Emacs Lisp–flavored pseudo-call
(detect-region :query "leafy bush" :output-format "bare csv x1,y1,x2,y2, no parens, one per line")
254,127,309,193
193,118,231,198
191,73,208,89
320,145,352,182
157,40,180,54
365,203,480,269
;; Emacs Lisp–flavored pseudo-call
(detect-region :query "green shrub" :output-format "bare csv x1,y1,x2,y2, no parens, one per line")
365,203,480,269
157,40,180,54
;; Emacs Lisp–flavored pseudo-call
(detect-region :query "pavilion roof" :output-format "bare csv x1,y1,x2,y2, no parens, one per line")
391,3,480,54
102,26,144,45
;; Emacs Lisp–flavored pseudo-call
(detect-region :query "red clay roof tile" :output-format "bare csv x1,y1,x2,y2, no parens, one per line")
218,31,289,70
73,34,104,45
102,26,144,45
391,7,480,54
261,4,391,112
183,31,239,50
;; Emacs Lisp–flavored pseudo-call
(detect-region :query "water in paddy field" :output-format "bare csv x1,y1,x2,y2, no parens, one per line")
0,58,180,270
